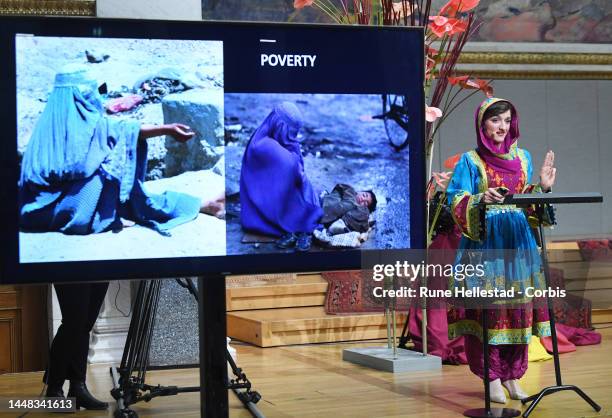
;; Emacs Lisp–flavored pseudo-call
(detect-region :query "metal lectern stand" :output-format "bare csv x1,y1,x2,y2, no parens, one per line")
465,192,603,418
504,193,602,418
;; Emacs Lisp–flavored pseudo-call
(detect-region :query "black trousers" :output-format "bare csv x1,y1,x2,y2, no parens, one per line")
46,282,109,386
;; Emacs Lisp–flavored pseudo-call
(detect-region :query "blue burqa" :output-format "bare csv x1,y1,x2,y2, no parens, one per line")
19,64,200,235
240,102,322,237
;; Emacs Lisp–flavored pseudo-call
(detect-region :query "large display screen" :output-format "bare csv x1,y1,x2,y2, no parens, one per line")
0,17,425,283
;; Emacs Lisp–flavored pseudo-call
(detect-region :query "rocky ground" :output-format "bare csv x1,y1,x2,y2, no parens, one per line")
224,93,411,255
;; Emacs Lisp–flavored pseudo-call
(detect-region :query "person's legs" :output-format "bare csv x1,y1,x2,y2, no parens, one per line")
46,283,93,395
464,334,507,403
464,334,503,380
67,281,109,382
500,343,529,400
63,282,109,410
500,344,528,380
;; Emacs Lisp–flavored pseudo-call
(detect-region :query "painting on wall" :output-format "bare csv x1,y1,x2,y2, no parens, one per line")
202,0,612,44
202,0,326,24
468,0,612,43
201,0,612,80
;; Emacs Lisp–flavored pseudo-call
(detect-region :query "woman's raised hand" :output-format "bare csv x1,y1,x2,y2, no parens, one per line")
539,150,556,192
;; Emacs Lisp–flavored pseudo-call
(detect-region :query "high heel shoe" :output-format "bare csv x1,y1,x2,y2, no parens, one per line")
489,378,507,404
502,379,529,400
67,381,108,410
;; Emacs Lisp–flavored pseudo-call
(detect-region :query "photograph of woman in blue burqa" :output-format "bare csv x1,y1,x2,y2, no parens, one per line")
240,102,323,252
19,64,202,236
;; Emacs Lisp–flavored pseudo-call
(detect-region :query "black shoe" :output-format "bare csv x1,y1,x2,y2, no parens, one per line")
295,233,312,252
276,233,297,249
68,381,108,410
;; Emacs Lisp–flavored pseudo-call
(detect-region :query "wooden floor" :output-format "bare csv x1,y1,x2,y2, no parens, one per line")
1,328,612,418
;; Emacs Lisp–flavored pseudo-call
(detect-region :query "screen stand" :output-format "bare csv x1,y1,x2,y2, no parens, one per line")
199,274,229,417
110,277,263,418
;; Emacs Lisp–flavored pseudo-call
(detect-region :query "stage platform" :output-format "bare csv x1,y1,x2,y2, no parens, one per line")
228,306,406,347
226,274,327,311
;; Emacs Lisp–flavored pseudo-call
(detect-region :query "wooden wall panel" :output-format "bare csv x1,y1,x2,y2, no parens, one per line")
0,310,21,373
0,285,48,374
0,321,13,374
20,285,49,371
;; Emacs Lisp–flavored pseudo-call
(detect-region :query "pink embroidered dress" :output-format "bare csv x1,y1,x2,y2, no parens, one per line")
445,98,551,380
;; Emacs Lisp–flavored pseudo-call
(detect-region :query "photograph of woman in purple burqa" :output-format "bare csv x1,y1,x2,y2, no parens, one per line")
240,102,323,252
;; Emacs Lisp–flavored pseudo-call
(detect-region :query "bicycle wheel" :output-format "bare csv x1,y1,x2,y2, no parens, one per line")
382,94,410,150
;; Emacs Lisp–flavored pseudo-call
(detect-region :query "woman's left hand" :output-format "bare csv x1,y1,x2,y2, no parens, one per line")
539,150,556,192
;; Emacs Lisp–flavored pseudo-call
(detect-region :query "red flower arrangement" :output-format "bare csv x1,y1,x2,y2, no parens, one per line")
294,0,494,243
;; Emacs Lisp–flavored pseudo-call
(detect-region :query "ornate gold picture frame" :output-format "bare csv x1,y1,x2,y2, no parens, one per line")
0,0,95,16
456,42,612,80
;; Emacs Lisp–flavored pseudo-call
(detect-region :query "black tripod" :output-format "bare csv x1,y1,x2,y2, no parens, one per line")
110,278,263,418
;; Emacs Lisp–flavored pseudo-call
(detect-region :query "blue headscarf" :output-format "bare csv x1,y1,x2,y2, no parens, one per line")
20,64,111,187
240,102,322,236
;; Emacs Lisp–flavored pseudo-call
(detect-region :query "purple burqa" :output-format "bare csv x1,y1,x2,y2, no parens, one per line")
240,102,323,237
